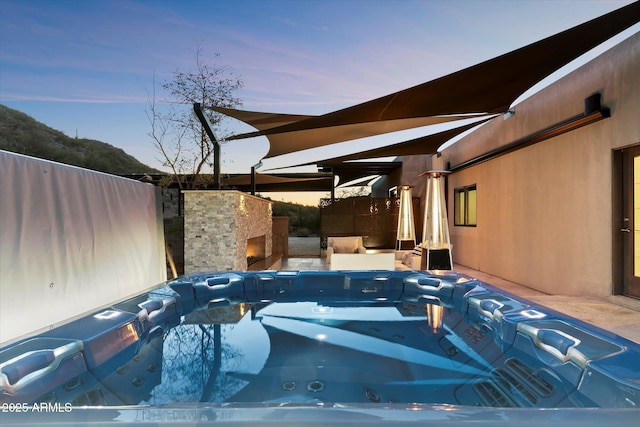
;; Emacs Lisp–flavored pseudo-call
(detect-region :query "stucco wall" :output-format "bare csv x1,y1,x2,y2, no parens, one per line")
183,191,272,273
432,33,640,297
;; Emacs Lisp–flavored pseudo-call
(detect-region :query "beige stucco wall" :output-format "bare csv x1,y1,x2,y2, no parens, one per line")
429,33,640,297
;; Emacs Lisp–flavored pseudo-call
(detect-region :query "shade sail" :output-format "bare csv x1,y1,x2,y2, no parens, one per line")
338,176,382,188
213,106,315,131
214,2,640,160
288,117,495,168
215,110,484,158
320,162,403,187
222,172,326,186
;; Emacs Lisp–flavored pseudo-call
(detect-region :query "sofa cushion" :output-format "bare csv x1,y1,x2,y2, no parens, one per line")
335,245,357,254
328,236,365,254
330,253,395,270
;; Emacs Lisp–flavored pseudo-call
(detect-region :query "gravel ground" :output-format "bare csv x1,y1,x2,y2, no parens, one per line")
288,237,321,257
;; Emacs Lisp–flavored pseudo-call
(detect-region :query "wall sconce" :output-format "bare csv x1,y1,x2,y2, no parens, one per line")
420,170,453,270
503,107,515,120
396,185,416,250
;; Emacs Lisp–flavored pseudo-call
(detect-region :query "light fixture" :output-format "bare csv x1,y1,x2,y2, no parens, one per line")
420,170,453,270
503,107,515,120
451,94,610,172
396,185,416,250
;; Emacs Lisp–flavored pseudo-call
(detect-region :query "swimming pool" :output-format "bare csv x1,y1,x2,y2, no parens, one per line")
1,270,639,426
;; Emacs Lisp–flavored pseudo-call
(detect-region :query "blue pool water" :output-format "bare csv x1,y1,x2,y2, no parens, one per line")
1,270,639,426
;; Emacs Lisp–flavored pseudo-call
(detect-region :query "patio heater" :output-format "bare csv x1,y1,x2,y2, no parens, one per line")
396,185,416,250
421,170,453,270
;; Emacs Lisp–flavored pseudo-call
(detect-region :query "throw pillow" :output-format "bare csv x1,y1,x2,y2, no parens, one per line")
402,252,412,266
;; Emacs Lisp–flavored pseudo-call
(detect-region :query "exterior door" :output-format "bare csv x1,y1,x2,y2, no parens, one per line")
622,145,640,298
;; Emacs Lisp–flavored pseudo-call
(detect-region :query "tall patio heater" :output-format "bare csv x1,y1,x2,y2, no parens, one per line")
421,170,453,270
396,185,416,250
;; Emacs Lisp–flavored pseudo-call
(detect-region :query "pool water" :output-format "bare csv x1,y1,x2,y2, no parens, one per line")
1,270,639,424
148,301,500,405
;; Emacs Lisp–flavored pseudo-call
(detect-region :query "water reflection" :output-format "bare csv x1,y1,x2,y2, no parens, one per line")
147,306,269,404
125,301,496,405
426,303,444,333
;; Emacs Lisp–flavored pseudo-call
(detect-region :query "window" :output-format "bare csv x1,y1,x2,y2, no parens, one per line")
454,185,477,226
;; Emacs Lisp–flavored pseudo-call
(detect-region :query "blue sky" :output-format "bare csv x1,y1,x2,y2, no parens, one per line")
1,0,638,204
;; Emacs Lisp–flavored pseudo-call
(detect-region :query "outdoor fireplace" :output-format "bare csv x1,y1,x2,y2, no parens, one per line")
247,235,266,266
183,191,273,272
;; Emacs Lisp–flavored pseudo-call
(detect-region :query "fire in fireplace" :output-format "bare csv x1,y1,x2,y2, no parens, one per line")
247,235,266,266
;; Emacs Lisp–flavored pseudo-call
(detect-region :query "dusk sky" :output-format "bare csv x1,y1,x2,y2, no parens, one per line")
1,0,638,204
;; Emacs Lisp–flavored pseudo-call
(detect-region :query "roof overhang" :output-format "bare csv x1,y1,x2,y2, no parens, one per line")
222,172,333,192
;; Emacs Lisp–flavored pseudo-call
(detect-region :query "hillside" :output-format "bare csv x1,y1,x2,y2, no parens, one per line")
0,104,159,174
270,198,320,236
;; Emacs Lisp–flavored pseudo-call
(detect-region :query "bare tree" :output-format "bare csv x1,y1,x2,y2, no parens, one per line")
147,47,244,189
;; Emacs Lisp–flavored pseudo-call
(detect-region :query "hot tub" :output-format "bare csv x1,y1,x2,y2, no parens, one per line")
1,270,639,426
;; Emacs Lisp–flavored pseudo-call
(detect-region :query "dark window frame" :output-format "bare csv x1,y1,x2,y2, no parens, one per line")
454,184,477,227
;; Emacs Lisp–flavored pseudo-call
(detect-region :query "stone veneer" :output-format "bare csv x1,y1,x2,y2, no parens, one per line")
183,190,272,272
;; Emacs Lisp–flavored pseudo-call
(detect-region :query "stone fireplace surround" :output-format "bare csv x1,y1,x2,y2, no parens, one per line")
183,190,273,273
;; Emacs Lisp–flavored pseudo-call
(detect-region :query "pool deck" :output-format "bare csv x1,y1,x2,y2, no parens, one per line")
280,257,640,345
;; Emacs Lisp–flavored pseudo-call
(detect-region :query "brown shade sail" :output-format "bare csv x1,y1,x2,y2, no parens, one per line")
215,109,484,158
214,1,640,160
222,172,325,186
322,162,403,187
286,117,496,168
212,106,315,131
